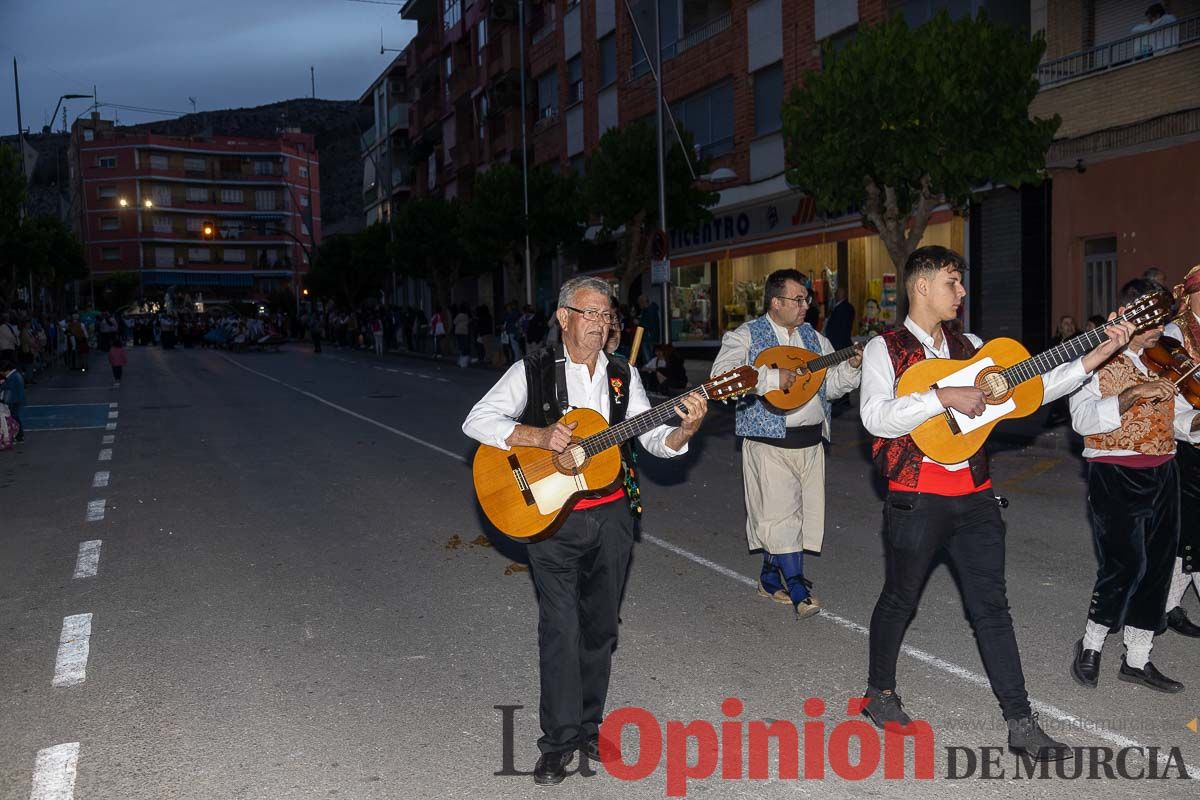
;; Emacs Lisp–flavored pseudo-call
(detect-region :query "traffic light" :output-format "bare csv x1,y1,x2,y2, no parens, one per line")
202,221,215,240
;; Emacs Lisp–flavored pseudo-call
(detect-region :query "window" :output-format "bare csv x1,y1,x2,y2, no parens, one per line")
301,222,310,236
224,248,246,263
298,165,309,178
96,156,116,168
598,34,616,88
682,0,730,36
753,62,784,136
1084,238,1118,320
188,247,211,262
152,216,173,233
220,188,244,204
100,217,119,231
102,247,120,261
300,193,310,208
184,156,206,172
155,247,175,268
149,153,169,170
98,186,117,199
187,217,203,232
256,190,277,210
567,57,583,105
537,69,559,119
443,0,461,30
152,186,172,207
185,187,208,202
83,128,95,141
673,81,734,157
253,160,275,176
477,19,487,66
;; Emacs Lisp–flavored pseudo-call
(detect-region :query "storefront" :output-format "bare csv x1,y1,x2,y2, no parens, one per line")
667,190,965,348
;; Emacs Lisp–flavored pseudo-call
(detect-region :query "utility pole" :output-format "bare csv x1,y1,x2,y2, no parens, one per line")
652,0,669,347
517,0,533,306
13,58,26,299
310,66,316,99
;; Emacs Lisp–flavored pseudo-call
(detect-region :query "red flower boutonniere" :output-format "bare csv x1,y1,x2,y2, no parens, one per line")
610,377,624,405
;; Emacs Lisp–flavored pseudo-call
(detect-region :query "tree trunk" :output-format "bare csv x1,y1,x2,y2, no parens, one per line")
617,210,652,306
862,175,938,322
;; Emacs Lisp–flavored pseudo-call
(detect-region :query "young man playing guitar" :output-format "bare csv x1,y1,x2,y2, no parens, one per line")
462,276,707,785
711,269,862,618
858,246,1133,759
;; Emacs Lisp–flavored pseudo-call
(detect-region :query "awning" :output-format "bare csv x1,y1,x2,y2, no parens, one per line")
143,271,255,288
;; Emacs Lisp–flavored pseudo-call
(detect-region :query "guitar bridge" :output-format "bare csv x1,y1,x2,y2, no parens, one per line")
508,454,536,507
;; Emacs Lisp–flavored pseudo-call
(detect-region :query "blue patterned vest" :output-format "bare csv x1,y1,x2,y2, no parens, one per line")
734,315,830,439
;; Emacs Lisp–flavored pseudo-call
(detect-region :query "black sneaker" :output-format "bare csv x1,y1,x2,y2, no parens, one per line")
861,687,913,728
1008,713,1072,761
533,749,576,786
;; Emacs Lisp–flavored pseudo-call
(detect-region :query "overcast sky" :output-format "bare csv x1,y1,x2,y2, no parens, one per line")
0,0,417,136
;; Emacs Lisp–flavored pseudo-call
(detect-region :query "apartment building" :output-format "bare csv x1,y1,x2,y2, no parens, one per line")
360,52,414,226
70,115,321,299
1029,0,1200,326
392,0,1047,347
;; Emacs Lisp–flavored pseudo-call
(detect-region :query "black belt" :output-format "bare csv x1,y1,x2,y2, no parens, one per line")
745,424,823,450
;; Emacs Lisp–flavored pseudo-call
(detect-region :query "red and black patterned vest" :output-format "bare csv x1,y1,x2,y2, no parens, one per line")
871,325,991,489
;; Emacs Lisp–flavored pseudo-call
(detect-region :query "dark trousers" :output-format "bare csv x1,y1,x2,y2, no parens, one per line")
1086,460,1179,631
1175,444,1199,573
869,489,1030,721
527,500,634,754
111,365,123,381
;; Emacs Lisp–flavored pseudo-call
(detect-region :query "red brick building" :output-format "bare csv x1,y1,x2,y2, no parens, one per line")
70,115,321,301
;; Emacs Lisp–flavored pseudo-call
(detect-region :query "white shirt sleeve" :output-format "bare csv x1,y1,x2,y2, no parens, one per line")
858,335,944,439
461,361,528,450
629,365,687,457
1041,359,1090,405
817,330,861,400
1173,393,1200,443
712,323,780,395
1068,373,1121,436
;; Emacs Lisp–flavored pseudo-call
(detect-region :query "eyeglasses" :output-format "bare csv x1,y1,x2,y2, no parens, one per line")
564,306,618,324
780,295,811,307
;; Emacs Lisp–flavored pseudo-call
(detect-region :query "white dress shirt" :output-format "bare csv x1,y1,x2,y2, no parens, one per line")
710,316,860,440
860,317,1090,471
462,349,686,458
1069,346,1200,458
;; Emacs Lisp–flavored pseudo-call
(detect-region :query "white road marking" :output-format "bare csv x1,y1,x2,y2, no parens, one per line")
101,434,115,444
107,410,118,419
21,425,108,432
402,371,415,376
97,448,112,462
105,422,117,431
52,614,92,688
108,402,118,408
224,351,1199,778
436,377,450,383
86,500,106,522
73,541,101,579
92,471,110,488
29,742,80,800
386,368,400,373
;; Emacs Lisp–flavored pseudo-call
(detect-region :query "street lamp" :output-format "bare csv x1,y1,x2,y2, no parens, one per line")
43,93,90,135
115,197,152,299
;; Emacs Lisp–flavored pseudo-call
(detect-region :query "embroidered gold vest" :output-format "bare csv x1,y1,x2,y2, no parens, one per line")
1083,354,1175,456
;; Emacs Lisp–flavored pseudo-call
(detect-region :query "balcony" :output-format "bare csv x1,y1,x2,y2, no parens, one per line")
388,103,410,131
629,12,732,81
360,126,377,151
1037,14,1199,87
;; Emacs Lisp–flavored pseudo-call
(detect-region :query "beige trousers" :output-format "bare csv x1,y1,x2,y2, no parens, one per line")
742,439,826,555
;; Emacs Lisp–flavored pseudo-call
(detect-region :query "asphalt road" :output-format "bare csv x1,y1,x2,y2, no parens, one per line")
2,344,1198,799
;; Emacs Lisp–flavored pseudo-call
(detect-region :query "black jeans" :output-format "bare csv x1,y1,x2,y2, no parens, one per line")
1175,444,1199,573
527,500,635,754
1086,460,1179,631
869,489,1031,721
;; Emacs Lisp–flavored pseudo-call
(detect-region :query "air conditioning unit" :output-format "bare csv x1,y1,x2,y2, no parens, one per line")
490,1,516,23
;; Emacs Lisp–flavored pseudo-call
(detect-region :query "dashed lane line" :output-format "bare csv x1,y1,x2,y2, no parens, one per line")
51,614,92,688
29,742,80,800
92,471,109,488
86,500,106,522
97,448,112,462
73,541,101,579
101,434,115,444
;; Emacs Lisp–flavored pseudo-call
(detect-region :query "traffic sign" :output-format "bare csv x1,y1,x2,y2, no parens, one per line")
650,259,671,285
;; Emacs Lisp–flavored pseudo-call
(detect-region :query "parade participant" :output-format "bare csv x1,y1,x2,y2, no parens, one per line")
462,276,708,786
1069,277,1200,692
1162,264,1200,637
711,269,861,618
859,245,1132,759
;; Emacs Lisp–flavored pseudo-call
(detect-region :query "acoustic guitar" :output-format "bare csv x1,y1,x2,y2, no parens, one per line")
472,366,758,542
899,291,1172,464
753,344,860,411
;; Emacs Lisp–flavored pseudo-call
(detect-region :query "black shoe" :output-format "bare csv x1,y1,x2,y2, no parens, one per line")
533,749,576,786
1167,607,1200,638
861,687,913,729
580,735,615,765
1118,659,1185,693
1008,713,1072,761
1070,639,1101,688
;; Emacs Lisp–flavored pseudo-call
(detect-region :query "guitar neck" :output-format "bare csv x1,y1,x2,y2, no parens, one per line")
579,385,710,457
807,344,858,372
999,318,1124,387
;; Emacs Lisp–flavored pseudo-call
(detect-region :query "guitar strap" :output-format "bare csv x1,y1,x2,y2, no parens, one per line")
554,344,570,417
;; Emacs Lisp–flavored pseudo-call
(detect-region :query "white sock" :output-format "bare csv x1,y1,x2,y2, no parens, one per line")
1166,557,1190,611
1193,570,1200,594
1123,626,1154,670
1083,619,1109,652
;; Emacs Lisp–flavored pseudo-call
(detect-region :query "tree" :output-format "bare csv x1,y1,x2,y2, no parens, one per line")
460,163,583,304
782,11,1059,309
0,144,29,302
583,121,717,302
305,222,392,305
391,196,469,310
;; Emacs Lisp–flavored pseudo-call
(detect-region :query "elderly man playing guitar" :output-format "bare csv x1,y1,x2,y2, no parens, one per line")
463,276,707,786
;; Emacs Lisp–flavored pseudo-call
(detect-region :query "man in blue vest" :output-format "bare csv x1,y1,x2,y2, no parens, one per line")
712,269,862,618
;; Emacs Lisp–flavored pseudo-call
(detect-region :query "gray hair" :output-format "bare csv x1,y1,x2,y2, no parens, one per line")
557,276,615,310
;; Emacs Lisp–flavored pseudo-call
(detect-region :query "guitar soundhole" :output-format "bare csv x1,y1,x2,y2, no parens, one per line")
553,443,588,475
977,369,1011,403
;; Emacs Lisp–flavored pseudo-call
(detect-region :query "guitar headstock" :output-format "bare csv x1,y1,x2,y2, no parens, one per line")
1123,290,1173,331
705,366,759,401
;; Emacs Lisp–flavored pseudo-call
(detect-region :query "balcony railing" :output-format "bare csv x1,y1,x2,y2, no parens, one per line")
629,12,732,81
1038,14,1199,87
360,126,377,151
388,103,410,130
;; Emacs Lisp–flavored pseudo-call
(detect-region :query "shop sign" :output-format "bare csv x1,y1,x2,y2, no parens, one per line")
669,195,856,256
